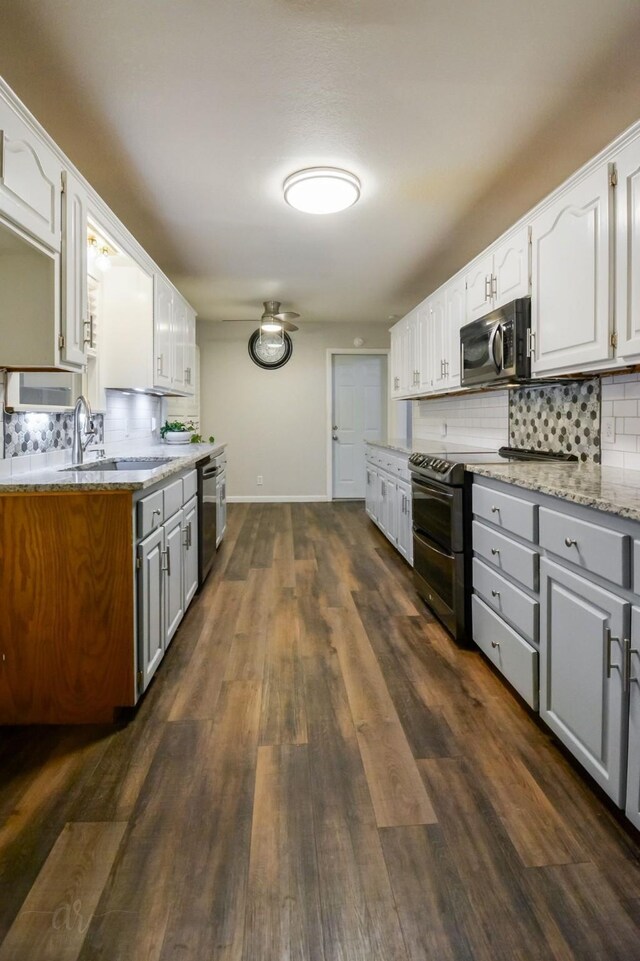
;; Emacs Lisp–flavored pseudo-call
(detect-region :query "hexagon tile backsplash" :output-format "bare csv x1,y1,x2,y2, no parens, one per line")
509,379,601,463
3,411,105,458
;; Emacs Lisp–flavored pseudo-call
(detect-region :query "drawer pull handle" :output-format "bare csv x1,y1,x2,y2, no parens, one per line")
491,505,500,513
491,641,500,649
564,537,577,547
491,548,500,556
491,590,500,598
152,509,161,520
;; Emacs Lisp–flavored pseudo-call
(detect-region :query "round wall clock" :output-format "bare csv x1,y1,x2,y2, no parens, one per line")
248,329,293,369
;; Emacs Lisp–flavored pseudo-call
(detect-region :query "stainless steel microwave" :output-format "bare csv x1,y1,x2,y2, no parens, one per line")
460,297,531,388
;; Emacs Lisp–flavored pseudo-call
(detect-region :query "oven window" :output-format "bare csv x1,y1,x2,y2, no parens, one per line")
412,478,454,550
413,531,455,610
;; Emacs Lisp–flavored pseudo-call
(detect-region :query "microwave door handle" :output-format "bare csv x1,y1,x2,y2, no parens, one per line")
489,324,501,374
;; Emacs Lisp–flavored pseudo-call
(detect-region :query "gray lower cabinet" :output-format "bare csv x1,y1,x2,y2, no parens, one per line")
138,526,165,691
164,509,185,646
626,607,640,829
540,557,629,806
183,496,199,608
365,448,413,566
136,471,200,694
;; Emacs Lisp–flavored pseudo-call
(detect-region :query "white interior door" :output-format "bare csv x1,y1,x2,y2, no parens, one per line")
332,354,386,499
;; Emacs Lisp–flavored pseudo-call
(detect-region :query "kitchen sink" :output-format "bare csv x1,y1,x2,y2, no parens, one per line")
63,457,175,472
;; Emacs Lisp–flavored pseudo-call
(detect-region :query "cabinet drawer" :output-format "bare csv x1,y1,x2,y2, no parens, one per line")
473,484,537,541
539,507,629,588
163,478,184,519
472,558,539,645
473,520,539,591
182,469,197,504
472,595,539,710
137,490,164,539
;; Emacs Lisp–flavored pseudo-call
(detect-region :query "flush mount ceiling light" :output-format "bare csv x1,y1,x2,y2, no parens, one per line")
283,167,361,214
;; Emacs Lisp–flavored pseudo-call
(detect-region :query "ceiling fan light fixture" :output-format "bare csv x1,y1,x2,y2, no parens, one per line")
283,167,360,214
261,320,283,333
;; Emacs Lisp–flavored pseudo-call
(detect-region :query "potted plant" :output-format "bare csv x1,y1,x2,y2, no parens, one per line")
160,419,196,445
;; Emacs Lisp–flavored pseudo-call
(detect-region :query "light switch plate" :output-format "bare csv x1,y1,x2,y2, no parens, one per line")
602,416,615,443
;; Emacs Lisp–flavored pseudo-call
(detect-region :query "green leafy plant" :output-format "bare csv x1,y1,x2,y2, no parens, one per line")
159,419,195,439
190,433,215,444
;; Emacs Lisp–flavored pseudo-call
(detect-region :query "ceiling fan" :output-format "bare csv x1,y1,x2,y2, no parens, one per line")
222,300,300,332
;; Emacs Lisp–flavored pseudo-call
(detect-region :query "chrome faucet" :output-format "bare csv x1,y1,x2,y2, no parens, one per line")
71,395,96,465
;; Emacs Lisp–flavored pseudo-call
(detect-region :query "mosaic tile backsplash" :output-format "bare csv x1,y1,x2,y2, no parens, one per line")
4,410,104,458
509,379,601,463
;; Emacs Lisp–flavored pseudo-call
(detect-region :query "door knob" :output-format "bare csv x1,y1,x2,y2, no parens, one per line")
332,434,338,441
332,424,338,430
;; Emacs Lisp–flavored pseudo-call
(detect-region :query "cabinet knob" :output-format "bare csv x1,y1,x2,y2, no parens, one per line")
491,640,500,649
491,590,500,598
564,537,577,548
491,505,500,513
491,547,500,556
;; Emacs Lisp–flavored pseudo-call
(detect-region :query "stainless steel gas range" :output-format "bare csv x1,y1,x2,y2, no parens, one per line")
408,446,576,645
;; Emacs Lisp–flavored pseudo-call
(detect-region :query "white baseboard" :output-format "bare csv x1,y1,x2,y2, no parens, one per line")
227,494,331,503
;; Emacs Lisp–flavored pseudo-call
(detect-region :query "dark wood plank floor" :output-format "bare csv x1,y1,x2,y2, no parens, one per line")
2,502,640,960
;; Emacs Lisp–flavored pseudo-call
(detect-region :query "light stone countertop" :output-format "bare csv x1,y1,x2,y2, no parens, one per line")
0,441,226,493
366,438,498,456
468,461,640,523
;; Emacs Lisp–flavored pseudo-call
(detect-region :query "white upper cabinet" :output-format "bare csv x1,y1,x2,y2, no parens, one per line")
60,170,88,370
445,273,465,386
492,226,530,307
184,306,197,396
465,252,494,323
417,300,433,393
390,321,404,398
406,309,419,394
530,163,613,375
0,92,62,250
465,226,530,325
430,290,449,392
171,294,187,393
154,274,174,390
615,138,640,361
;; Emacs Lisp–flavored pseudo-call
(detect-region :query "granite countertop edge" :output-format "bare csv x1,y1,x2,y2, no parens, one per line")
468,463,640,523
0,442,226,493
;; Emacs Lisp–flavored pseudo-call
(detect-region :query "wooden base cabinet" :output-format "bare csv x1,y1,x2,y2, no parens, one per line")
540,558,629,806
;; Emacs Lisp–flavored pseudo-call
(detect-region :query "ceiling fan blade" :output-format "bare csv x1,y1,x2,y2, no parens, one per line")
273,311,300,322
280,321,299,332
221,318,259,322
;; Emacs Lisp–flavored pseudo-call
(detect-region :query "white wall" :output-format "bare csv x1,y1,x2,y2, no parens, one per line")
102,389,163,449
198,322,390,500
413,391,509,449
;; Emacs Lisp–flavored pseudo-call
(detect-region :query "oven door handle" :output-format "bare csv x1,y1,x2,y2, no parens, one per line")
202,467,220,479
413,529,453,560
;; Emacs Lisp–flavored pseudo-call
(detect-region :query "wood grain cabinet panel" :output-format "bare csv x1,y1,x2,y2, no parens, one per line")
0,492,134,724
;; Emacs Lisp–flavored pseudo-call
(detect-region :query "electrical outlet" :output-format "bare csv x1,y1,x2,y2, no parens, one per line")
440,421,447,438
602,416,616,443
257,475,263,486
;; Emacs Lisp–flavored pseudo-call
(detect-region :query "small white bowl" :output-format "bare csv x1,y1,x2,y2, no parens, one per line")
164,431,193,445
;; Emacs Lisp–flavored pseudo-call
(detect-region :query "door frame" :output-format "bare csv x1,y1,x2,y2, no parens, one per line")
325,348,390,500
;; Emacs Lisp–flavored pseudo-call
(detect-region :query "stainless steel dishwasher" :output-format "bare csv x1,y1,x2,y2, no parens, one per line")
197,455,219,587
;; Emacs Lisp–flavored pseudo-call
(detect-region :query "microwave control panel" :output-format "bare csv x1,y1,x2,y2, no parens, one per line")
502,319,514,370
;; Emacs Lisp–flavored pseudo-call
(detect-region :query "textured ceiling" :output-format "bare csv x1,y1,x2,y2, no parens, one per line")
1,1,640,325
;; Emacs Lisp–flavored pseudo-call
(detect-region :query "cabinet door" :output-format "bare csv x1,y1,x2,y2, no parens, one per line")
365,463,376,519
615,139,640,360
397,480,412,563
385,476,399,545
389,323,404,397
0,94,62,250
138,527,165,693
406,310,419,395
154,274,173,389
164,509,185,646
540,558,629,805
183,497,199,608
626,607,640,830
378,473,388,534
60,170,88,370
172,295,187,392
431,294,448,392
465,252,493,322
417,301,433,393
184,306,197,396
530,164,613,374
445,275,465,386
493,225,530,308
